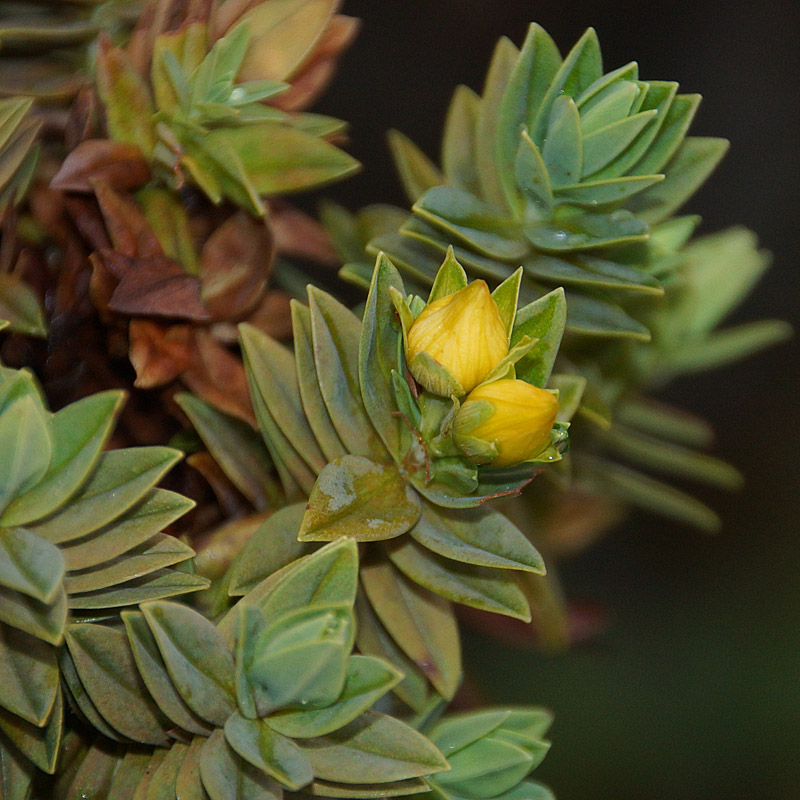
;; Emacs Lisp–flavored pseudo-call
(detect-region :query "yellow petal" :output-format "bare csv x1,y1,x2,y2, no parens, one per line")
407,281,508,395
456,379,558,467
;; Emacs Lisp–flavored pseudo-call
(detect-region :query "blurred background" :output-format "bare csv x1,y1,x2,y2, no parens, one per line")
313,2,800,799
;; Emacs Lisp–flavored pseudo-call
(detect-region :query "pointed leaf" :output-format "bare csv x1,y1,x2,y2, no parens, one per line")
29,447,182,544
65,624,170,746
299,710,448,783
409,503,543,573
200,730,283,800
361,560,461,699
268,655,402,738
2,391,124,527
359,253,406,458
510,288,566,387
388,130,443,204
0,526,64,604
541,96,582,187
299,456,421,542
142,601,236,727
225,713,313,790
386,539,531,620
308,288,386,460
177,393,274,510
0,623,58,726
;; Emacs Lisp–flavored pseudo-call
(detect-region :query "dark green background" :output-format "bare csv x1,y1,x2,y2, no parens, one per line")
315,2,800,798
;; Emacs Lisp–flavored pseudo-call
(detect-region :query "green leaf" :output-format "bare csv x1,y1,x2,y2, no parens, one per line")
122,611,215,738
308,288,387,460
175,736,210,800
67,568,209,609
511,288,566,387
581,110,657,177
64,534,196,594
0,275,46,338
603,425,743,490
413,186,527,261
59,646,125,743
475,36,520,210
628,137,729,223
61,489,195,572
541,96,582,187
665,320,792,374
237,605,352,715
531,28,602,141
524,254,662,295
243,339,317,499
564,292,650,340
216,123,360,196
515,130,552,213
491,267,524,339
0,734,35,800
0,526,64,604
237,327,327,477
0,584,66,645
361,560,461,699
142,601,236,727
227,505,310,596
442,85,482,196
388,130,443,204
65,624,170,746
0,395,51,516
435,737,533,797
200,729,283,800
292,302,348,463
225,713,313,790
146,741,190,800
578,456,720,531
299,456,421,542
556,174,664,207
235,539,359,632
409,502,544,573
60,741,119,800
0,688,61,774
354,593,436,714
630,92,701,176
308,778,430,798
268,655,402,739
615,398,714,448
0,623,58,726
299,710,448,783
386,539,531,620
359,253,407,459
497,23,561,208
2,390,124,527
29,447,182,544
176,393,275,510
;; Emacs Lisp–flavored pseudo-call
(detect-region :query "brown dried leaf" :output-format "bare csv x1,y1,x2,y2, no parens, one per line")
241,289,294,340
272,15,360,112
51,140,151,194
109,253,212,321
182,330,255,425
92,180,163,258
269,201,338,265
199,212,273,321
129,319,195,388
64,88,102,151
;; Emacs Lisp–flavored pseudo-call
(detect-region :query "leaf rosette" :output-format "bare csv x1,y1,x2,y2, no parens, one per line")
0,360,205,777
51,539,451,800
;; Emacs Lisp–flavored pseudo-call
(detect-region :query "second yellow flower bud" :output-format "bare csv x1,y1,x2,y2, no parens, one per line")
453,379,559,467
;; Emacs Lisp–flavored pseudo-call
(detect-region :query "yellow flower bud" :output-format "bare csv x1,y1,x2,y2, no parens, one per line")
454,379,559,467
406,281,508,396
